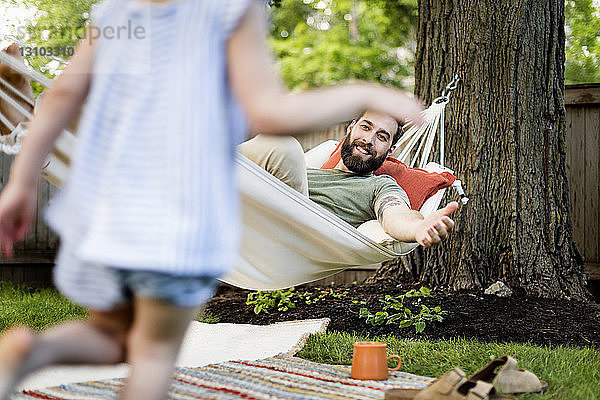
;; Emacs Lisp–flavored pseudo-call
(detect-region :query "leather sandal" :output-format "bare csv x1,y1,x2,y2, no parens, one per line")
385,368,465,400
414,373,516,400
469,355,548,394
385,368,516,400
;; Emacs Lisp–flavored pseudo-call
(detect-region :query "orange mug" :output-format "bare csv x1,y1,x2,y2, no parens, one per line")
351,341,402,380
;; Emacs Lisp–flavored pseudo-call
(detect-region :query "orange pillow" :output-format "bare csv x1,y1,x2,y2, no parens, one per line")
320,136,456,210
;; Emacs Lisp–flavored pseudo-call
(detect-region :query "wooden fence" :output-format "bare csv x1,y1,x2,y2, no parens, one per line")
0,153,59,262
565,84,600,280
0,152,58,286
0,84,598,286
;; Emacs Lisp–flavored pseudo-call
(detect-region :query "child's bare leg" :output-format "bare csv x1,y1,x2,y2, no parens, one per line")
23,305,132,368
0,305,132,399
0,327,34,399
121,297,200,400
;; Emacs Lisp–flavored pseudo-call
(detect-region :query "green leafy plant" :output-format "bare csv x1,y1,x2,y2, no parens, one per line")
358,287,446,333
246,288,297,314
246,287,350,314
297,288,349,305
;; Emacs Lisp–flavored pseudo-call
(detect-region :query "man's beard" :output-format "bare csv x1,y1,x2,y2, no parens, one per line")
340,136,388,174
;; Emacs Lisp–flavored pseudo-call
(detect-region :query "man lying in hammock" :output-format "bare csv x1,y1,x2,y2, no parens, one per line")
239,110,458,248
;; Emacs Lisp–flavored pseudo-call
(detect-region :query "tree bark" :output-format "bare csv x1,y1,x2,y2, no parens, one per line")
372,0,590,300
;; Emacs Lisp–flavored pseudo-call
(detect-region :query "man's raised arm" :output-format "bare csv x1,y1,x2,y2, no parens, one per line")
374,195,458,248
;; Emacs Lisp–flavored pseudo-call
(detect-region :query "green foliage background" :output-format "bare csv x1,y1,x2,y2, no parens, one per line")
565,0,600,84
269,0,417,89
1,0,600,89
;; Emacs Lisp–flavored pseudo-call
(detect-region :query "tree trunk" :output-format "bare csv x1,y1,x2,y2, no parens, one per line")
372,0,590,300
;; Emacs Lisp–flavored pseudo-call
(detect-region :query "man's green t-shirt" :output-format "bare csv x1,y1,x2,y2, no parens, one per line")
307,168,410,228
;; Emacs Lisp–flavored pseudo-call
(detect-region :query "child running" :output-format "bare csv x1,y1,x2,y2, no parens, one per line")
0,0,426,399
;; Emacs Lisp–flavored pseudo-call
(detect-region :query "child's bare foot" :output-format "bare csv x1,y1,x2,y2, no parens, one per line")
0,327,34,400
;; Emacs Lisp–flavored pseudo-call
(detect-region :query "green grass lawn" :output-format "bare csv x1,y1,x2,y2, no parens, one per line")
0,282,87,332
1,283,598,399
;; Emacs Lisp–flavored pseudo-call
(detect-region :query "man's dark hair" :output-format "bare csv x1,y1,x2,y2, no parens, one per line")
354,111,404,147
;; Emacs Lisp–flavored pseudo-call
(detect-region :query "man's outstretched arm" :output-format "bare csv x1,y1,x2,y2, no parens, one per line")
374,194,458,247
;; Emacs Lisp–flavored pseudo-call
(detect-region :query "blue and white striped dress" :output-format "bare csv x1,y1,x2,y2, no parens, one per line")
46,0,254,276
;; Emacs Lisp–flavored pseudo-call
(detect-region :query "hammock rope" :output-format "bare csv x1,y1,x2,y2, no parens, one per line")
395,75,459,168
392,75,468,204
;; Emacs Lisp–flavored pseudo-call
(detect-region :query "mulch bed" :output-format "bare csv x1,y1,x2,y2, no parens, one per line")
205,281,600,348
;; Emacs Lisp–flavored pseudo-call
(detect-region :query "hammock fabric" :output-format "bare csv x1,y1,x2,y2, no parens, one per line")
224,153,424,289
0,50,467,290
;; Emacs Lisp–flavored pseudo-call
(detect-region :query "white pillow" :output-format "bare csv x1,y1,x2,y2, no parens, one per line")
304,140,339,168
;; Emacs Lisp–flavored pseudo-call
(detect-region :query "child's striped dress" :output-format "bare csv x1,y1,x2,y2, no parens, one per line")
46,0,255,277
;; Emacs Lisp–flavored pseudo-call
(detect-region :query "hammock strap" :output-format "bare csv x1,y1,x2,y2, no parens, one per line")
394,75,461,168
395,101,446,168
436,75,460,166
396,104,440,165
420,107,441,168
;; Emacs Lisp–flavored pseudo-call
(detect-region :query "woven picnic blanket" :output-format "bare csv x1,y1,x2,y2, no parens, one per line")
15,355,435,399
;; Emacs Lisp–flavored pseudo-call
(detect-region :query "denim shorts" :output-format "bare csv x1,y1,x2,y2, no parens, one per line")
54,249,219,310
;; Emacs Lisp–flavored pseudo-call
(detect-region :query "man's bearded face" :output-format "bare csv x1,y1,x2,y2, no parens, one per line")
340,135,388,174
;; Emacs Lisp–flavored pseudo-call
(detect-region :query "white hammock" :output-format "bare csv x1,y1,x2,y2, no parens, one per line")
0,51,467,289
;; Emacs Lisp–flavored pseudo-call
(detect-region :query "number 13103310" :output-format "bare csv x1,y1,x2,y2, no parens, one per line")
19,46,74,58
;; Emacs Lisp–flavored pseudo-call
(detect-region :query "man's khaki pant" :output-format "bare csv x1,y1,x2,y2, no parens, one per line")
238,135,309,196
